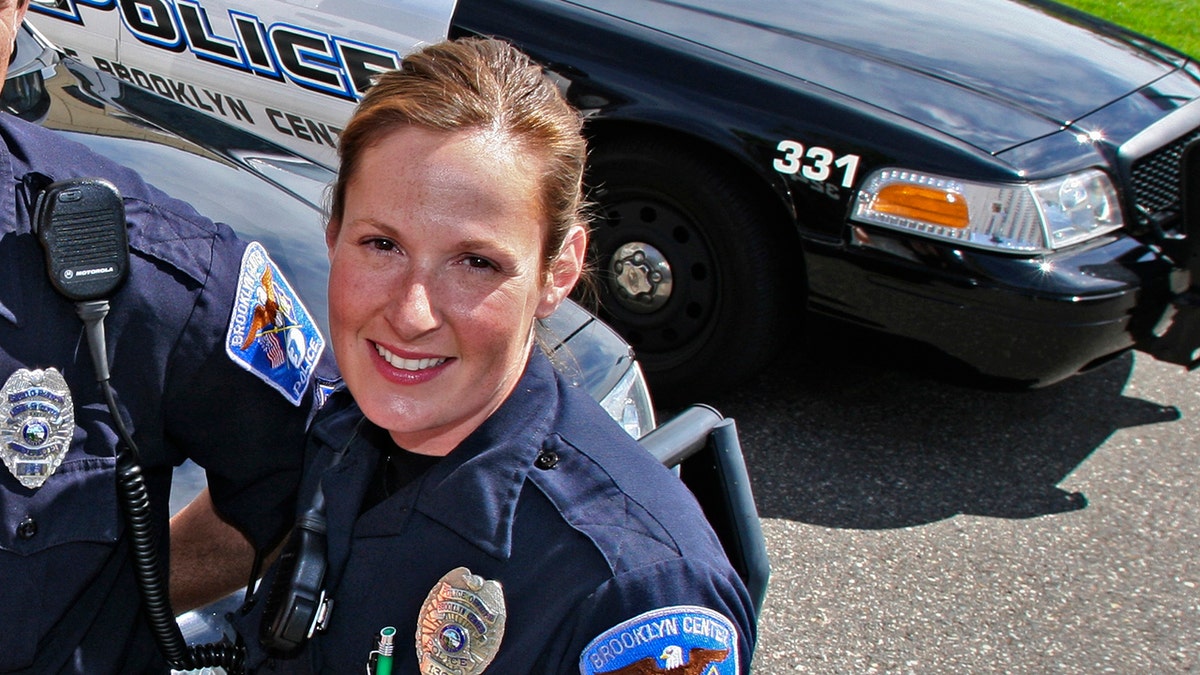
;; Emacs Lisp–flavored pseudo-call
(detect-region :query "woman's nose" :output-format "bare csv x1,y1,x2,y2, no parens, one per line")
388,278,440,337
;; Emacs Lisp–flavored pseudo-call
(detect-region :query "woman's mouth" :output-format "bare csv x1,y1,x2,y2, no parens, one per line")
375,343,448,371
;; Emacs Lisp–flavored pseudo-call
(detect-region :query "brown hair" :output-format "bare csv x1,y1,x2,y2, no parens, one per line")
329,37,588,273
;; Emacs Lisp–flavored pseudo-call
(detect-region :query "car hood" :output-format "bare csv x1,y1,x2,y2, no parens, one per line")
574,0,1190,154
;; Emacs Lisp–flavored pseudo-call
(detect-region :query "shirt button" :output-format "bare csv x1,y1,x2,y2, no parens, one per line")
16,516,37,540
534,450,559,470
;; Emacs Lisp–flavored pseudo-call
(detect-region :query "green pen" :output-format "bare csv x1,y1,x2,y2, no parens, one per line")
374,626,396,675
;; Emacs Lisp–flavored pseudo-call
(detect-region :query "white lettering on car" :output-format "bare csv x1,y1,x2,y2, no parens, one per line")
32,0,400,102
773,139,861,189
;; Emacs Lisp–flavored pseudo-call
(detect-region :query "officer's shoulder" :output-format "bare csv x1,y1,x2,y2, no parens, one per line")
535,434,709,542
552,379,669,480
536,380,719,553
7,116,164,212
5,116,242,281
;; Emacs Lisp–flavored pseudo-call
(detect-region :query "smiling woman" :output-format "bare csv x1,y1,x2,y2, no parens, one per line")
325,124,583,456
235,37,757,675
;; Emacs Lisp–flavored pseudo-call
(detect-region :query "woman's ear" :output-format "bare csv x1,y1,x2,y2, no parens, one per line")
536,224,587,319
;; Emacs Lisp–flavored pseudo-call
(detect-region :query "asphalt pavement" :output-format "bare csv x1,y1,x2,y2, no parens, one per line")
703,321,1200,673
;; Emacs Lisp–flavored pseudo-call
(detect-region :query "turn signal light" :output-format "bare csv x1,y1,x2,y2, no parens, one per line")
873,184,969,229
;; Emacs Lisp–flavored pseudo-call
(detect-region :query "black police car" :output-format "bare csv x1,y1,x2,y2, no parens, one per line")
447,0,1200,398
32,0,1200,401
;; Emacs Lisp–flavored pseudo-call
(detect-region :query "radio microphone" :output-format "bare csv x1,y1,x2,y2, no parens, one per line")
33,177,129,302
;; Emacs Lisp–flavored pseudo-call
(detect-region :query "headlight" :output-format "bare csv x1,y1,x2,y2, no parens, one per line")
599,362,657,439
852,168,1123,253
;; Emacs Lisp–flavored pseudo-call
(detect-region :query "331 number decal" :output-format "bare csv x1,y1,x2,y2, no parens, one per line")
773,140,861,188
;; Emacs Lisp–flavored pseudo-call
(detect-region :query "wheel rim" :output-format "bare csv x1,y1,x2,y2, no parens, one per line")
608,241,673,313
592,193,719,371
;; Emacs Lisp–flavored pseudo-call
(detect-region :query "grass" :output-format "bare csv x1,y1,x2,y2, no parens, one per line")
1053,0,1200,57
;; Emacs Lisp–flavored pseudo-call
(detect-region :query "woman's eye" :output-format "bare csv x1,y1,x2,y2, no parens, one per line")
366,237,398,253
464,256,497,271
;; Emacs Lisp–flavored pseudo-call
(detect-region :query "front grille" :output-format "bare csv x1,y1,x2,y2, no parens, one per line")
1130,128,1200,231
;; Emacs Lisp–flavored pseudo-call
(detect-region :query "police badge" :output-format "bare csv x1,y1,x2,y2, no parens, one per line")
416,567,506,675
0,368,75,489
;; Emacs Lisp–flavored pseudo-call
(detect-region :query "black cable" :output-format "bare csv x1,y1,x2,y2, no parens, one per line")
108,393,189,664
80,301,247,673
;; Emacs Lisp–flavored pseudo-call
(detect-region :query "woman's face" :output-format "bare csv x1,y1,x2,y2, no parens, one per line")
326,126,584,456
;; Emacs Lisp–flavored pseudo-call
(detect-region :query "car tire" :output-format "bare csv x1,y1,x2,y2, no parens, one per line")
585,135,791,403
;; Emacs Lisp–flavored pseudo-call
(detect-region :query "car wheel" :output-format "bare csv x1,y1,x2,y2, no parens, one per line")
585,135,791,402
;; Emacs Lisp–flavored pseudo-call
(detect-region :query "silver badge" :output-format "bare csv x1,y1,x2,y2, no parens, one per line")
0,368,75,489
416,567,506,675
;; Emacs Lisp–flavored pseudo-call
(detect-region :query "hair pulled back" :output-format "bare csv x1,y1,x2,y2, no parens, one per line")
329,37,588,271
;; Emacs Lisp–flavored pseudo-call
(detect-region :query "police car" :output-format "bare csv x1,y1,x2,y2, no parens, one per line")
5,17,768,660
26,0,1200,403
25,0,1200,401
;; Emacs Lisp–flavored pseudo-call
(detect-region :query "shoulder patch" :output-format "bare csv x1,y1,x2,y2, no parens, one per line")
580,605,739,675
225,242,325,406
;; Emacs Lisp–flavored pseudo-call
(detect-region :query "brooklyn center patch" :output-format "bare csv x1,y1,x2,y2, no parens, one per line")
580,605,738,674
225,242,325,406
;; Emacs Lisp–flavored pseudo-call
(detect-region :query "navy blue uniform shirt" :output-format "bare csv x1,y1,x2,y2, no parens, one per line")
246,349,756,674
0,114,314,673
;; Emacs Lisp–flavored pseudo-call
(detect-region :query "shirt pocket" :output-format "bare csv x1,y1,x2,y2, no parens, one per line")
0,455,121,553
0,455,121,670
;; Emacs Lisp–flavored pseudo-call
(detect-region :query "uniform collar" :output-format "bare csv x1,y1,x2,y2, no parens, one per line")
335,350,560,561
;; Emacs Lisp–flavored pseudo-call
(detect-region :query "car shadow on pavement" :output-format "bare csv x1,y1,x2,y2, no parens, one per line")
700,317,1182,529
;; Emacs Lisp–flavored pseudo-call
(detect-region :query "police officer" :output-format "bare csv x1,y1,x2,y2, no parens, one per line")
0,1,324,671
241,38,756,674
